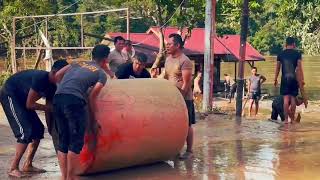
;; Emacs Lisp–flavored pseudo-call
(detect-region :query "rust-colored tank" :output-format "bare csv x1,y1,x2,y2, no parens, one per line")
74,79,189,175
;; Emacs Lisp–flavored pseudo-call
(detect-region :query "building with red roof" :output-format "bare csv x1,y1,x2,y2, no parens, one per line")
104,26,265,87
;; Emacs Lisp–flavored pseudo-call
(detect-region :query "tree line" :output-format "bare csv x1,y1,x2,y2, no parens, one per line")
0,0,319,58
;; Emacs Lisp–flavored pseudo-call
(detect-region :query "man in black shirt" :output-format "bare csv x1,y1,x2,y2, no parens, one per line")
274,37,305,123
115,52,151,79
0,60,68,177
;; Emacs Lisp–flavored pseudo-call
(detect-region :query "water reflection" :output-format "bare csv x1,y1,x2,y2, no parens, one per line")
79,162,182,180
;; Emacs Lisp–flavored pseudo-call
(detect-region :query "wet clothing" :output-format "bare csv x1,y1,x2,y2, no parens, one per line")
47,112,59,153
249,74,263,101
53,61,107,154
249,92,261,101
55,61,107,102
53,94,87,154
2,70,56,102
163,53,195,125
108,49,127,72
249,75,262,93
115,62,151,79
277,49,301,96
164,54,193,100
271,95,285,121
0,70,55,144
0,90,45,144
185,100,196,126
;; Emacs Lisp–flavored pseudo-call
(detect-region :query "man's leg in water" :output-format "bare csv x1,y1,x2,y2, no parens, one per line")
295,113,301,123
283,95,290,123
180,100,195,160
254,99,259,116
289,95,297,123
22,113,46,173
58,151,68,180
8,143,28,177
0,93,38,177
22,139,46,172
248,99,254,117
67,151,78,180
271,106,279,120
186,126,194,153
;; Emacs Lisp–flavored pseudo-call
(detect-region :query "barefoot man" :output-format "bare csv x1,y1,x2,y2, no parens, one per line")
151,33,195,159
53,44,109,180
0,60,68,177
274,37,305,123
247,67,266,116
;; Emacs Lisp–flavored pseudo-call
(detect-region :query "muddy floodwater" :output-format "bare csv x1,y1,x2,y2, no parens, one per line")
1,107,320,180
221,56,320,100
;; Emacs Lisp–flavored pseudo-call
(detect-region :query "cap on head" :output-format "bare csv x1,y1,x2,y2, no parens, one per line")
51,59,69,72
92,44,110,63
134,52,148,64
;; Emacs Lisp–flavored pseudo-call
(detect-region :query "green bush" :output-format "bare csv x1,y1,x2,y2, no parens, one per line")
0,72,11,87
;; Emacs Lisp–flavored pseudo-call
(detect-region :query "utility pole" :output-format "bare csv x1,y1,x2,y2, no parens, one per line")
11,18,17,73
235,0,249,116
202,0,216,112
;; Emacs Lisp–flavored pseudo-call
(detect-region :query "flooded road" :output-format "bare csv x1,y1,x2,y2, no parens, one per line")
1,109,320,179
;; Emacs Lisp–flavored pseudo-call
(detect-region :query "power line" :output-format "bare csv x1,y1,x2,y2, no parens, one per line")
16,0,83,33
133,0,186,46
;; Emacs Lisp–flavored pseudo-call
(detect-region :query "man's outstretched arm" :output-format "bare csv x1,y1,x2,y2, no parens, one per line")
274,61,281,86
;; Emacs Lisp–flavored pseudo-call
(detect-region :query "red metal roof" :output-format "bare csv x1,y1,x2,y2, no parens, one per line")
107,27,265,61
218,35,265,61
109,32,159,50
147,27,230,55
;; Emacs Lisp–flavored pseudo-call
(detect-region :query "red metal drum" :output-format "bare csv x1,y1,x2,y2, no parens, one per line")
75,79,189,175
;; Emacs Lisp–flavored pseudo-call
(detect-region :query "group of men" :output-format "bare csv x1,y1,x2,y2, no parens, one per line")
0,33,195,179
223,37,306,123
248,37,307,123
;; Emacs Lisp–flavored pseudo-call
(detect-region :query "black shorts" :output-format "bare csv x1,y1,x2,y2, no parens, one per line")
0,89,44,144
185,100,196,126
271,104,285,121
249,92,261,101
230,84,237,93
53,94,88,154
280,78,299,96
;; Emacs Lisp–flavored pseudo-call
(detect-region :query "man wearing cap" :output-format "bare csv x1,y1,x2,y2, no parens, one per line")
0,59,69,178
115,52,151,79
